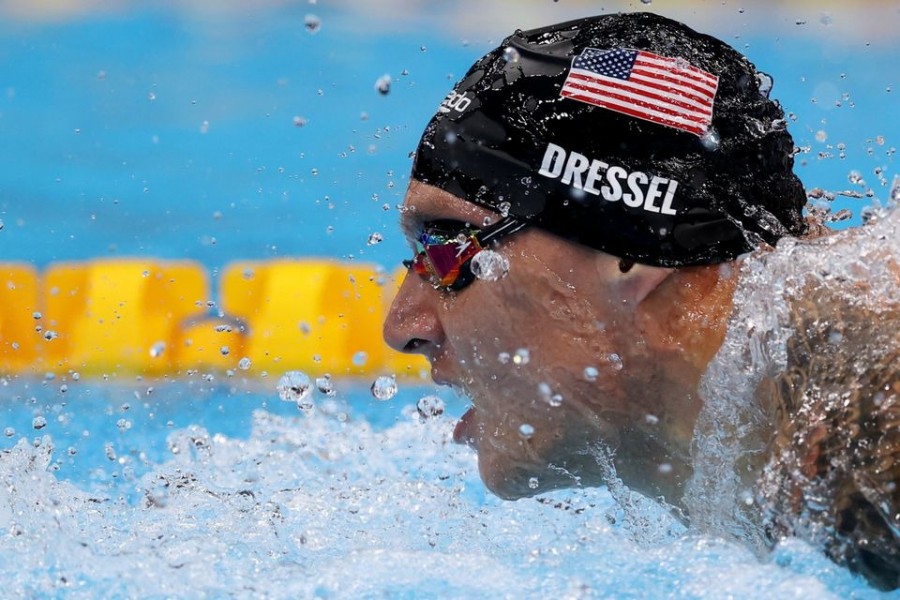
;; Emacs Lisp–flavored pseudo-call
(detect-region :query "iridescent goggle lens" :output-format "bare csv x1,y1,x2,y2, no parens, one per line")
403,216,527,292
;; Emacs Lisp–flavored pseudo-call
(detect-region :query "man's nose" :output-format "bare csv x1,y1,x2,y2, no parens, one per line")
383,271,444,355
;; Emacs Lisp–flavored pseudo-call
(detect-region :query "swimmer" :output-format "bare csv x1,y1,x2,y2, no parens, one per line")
382,13,900,589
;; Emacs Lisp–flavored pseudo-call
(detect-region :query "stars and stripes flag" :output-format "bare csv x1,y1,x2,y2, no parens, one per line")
560,47,719,137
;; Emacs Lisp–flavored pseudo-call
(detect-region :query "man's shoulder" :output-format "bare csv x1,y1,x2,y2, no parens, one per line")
757,218,900,588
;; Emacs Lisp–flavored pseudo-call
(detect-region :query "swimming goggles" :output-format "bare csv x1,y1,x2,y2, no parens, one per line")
403,216,527,292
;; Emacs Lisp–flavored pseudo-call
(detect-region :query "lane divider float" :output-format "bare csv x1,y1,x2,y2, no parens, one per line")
0,259,427,378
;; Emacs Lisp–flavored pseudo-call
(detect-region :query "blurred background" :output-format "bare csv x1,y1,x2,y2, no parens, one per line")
0,0,897,272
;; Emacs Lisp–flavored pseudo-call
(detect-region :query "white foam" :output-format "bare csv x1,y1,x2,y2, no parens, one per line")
0,396,875,597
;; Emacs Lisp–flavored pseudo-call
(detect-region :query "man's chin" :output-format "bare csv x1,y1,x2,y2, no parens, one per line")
475,443,595,500
451,403,605,499
479,462,581,500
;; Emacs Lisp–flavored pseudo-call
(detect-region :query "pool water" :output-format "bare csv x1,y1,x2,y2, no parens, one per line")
0,378,879,598
0,1,898,597
0,2,896,269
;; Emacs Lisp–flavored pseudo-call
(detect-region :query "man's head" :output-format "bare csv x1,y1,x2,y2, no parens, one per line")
412,12,806,267
385,13,806,502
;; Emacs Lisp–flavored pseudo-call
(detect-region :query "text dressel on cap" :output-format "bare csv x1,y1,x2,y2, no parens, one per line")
538,142,679,216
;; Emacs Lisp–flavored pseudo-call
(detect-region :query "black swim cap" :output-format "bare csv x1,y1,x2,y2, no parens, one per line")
411,12,807,267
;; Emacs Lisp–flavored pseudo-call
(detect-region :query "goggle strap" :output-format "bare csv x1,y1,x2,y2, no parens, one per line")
476,216,527,246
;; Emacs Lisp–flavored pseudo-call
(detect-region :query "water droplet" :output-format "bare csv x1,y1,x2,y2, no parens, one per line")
700,128,720,151
374,74,392,95
32,416,47,430
367,232,383,245
498,201,511,217
498,352,510,364
352,351,368,367
640,0,652,4
528,477,539,489
147,91,156,101
43,330,58,341
502,46,520,63
537,381,563,407
658,463,673,474
32,311,41,320
3,427,14,437
370,375,398,401
756,72,774,97
276,371,313,410
416,395,445,420
116,418,131,431
826,208,852,223
238,357,251,370
518,423,535,439
583,366,599,381
293,116,308,127
848,170,864,185
606,353,623,371
471,250,509,282
304,14,321,34
512,348,530,365
219,346,230,356
315,374,335,397
645,414,660,425
815,130,828,143
0,219,3,231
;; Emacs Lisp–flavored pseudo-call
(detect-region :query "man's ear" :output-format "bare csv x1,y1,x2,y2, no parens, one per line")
614,262,674,305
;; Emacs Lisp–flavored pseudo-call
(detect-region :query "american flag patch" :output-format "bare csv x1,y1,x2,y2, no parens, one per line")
560,47,719,137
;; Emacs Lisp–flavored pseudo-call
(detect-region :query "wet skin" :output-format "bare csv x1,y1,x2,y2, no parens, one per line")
384,181,736,505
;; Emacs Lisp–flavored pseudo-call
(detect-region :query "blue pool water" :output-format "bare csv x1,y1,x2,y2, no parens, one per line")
0,376,883,598
0,2,898,598
1,2,897,270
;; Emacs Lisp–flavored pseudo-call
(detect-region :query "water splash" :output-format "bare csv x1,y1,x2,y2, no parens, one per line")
0,383,876,597
686,206,900,557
